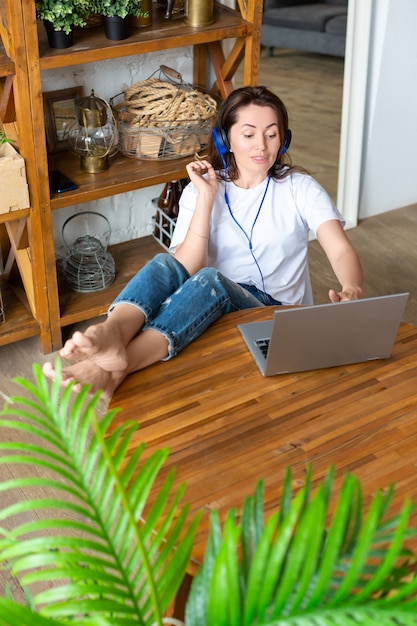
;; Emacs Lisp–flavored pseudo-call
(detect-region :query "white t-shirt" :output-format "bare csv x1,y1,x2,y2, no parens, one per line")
170,171,344,304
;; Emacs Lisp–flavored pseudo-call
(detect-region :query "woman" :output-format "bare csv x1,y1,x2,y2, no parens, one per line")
43,86,363,397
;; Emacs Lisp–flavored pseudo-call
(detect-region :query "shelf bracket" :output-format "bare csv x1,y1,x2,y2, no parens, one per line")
207,41,236,99
3,219,36,317
207,39,246,98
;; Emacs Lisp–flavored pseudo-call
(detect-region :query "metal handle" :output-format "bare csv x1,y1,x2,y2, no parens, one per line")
62,211,111,250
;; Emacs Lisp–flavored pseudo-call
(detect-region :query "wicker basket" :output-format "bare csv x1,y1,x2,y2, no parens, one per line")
112,68,218,160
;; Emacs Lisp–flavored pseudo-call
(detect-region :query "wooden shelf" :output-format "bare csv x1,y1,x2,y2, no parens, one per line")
58,236,162,327
38,5,251,70
49,151,192,209
0,208,30,224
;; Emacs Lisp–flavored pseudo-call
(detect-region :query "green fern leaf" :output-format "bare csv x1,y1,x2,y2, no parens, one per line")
0,360,199,625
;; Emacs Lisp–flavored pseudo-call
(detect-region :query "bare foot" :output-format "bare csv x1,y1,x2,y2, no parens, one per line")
42,360,125,399
59,323,128,372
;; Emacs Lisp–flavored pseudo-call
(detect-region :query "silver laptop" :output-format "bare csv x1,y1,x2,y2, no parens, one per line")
238,293,409,376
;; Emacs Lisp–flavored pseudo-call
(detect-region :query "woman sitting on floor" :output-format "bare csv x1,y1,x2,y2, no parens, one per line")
43,85,363,398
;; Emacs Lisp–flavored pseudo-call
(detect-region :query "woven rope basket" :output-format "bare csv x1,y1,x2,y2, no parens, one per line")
112,71,218,160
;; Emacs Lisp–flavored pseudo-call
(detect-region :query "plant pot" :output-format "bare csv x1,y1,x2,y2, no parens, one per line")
103,15,130,40
43,21,74,49
131,0,152,27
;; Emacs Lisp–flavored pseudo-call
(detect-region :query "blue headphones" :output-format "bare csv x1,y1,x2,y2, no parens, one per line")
212,125,292,158
211,98,292,169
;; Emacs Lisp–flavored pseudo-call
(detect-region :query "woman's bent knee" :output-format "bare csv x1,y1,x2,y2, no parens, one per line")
193,266,222,284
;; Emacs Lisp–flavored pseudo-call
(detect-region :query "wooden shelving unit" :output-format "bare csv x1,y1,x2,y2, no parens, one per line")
0,0,262,353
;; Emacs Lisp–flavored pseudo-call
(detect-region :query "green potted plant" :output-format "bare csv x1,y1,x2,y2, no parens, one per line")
1,361,417,625
35,0,93,48
93,0,134,40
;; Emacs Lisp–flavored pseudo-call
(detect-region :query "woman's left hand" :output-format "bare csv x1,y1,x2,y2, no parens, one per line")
317,220,364,303
328,286,363,302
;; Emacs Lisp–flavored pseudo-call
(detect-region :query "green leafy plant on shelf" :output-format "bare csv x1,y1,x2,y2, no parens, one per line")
130,0,148,20
92,0,140,19
35,0,93,33
1,361,417,625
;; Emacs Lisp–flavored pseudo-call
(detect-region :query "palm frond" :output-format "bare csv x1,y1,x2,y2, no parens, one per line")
0,360,200,625
0,597,113,626
185,468,417,626
265,605,417,625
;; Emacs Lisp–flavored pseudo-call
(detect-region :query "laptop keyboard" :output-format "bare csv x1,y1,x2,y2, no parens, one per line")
255,338,270,359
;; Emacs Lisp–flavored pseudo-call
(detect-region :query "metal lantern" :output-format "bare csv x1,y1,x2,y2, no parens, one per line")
60,211,115,293
66,90,117,173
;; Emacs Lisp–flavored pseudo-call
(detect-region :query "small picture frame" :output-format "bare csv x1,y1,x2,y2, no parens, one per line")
43,87,84,153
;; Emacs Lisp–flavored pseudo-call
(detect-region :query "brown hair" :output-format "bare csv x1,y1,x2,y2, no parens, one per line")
208,85,306,181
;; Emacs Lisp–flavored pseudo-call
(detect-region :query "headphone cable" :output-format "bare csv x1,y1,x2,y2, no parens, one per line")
224,175,271,299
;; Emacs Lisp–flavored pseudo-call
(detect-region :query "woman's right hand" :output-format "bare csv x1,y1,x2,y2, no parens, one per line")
186,159,219,201
174,160,218,274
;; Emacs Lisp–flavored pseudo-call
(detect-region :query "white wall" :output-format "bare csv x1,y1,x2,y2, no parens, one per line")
359,0,417,217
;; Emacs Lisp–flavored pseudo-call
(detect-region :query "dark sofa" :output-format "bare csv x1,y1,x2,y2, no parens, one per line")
261,0,348,58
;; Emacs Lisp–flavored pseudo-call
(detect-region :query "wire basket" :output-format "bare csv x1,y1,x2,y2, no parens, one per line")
60,212,116,293
111,66,218,160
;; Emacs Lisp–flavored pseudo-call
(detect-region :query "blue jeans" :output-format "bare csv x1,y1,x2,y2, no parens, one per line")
109,253,280,359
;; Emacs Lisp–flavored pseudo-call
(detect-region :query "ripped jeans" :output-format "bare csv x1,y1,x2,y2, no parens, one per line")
109,253,280,359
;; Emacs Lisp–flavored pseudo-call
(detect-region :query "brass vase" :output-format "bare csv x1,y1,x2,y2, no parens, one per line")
185,0,213,27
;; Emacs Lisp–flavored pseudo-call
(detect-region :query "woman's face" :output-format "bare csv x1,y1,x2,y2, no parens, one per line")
228,103,282,180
